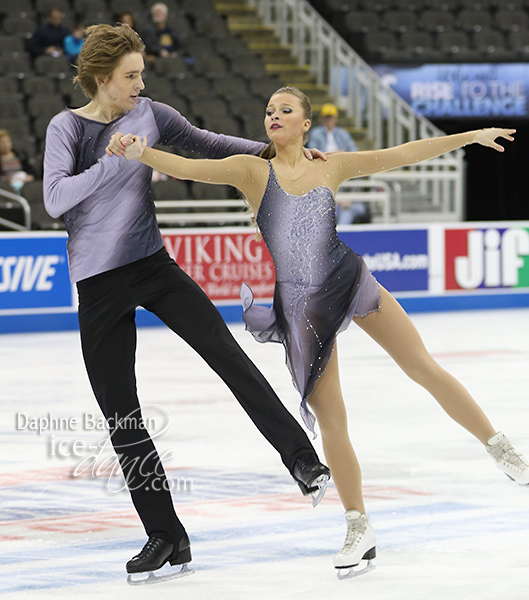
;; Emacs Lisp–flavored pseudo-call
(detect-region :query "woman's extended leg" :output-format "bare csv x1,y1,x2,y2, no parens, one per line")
354,287,496,445
308,346,377,570
307,346,366,513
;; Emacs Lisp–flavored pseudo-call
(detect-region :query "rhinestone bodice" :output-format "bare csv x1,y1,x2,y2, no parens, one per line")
256,163,348,288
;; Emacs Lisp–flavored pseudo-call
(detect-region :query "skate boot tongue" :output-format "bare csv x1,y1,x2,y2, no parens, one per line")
345,510,363,521
487,432,505,446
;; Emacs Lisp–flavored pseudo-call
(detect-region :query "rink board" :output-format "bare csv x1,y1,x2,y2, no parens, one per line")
1,222,529,333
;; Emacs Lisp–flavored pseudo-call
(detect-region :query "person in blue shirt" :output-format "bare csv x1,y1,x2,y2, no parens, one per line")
308,103,369,225
63,23,85,62
308,103,358,154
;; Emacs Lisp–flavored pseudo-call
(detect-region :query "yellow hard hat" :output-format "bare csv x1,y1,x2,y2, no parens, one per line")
320,103,338,117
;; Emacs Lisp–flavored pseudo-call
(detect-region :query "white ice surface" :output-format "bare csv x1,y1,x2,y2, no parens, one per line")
1,308,528,599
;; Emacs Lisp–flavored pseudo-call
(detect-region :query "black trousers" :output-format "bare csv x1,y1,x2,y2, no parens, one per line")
77,248,314,544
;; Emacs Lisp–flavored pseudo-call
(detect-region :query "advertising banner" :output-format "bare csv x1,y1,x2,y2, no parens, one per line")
445,225,529,291
0,235,73,313
2,223,529,333
338,229,429,292
371,63,529,119
162,230,275,303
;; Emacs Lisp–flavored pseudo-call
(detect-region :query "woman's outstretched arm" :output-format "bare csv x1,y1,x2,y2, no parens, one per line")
328,128,515,185
121,134,262,202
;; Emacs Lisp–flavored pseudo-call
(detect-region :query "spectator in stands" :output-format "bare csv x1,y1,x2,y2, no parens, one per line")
308,103,369,225
28,7,69,58
117,12,138,31
63,23,85,63
0,130,34,193
142,2,182,59
309,103,357,153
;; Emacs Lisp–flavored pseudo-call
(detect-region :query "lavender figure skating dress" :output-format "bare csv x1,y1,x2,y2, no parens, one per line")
240,162,381,435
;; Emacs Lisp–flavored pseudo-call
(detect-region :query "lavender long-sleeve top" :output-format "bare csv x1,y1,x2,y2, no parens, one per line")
44,97,265,283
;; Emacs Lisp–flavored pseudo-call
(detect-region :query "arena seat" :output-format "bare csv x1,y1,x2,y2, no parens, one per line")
309,0,526,64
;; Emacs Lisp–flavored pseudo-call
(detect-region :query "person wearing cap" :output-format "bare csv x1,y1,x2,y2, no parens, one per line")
308,103,369,225
308,103,357,153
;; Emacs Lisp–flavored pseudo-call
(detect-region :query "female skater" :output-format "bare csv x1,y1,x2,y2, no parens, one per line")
116,86,529,574
43,28,331,578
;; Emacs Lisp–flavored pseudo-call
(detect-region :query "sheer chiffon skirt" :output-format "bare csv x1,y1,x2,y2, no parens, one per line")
240,249,381,436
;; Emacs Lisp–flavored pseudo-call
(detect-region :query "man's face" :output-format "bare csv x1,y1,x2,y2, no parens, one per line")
323,115,337,130
99,52,145,112
152,7,168,24
49,10,63,27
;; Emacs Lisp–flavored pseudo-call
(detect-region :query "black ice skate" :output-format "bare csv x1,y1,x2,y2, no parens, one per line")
292,453,331,507
126,534,194,585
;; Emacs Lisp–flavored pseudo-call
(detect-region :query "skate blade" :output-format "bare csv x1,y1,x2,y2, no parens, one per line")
310,476,329,508
504,473,529,486
127,563,194,585
336,559,376,580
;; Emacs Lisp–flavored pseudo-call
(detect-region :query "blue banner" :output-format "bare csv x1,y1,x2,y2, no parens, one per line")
338,229,429,291
372,63,529,119
0,236,72,312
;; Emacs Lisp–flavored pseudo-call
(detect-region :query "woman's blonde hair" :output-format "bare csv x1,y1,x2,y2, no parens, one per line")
260,86,312,160
73,23,145,99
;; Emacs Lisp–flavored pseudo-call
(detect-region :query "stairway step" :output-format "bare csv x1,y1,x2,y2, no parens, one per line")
235,28,278,42
222,0,374,151
253,49,296,63
248,42,292,51
216,3,257,16
278,73,318,85
345,128,368,140
227,15,266,27
266,65,315,83
265,63,311,72
295,82,329,91
304,91,334,103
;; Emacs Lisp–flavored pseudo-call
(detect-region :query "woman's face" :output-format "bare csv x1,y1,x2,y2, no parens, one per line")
120,13,135,28
264,93,311,145
0,135,12,155
97,52,145,112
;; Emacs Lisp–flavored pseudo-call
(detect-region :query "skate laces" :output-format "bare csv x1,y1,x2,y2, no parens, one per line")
342,516,368,554
136,536,163,558
296,454,317,470
489,440,529,472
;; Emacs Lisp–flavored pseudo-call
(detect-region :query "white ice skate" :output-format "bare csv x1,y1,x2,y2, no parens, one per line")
333,510,376,579
487,432,529,486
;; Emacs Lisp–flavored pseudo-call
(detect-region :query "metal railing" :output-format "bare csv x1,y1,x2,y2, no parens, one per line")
0,188,31,231
336,179,391,223
246,0,465,221
155,199,252,226
155,188,396,225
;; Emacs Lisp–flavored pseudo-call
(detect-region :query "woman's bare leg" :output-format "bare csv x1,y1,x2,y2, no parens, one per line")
307,347,366,513
354,287,496,445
